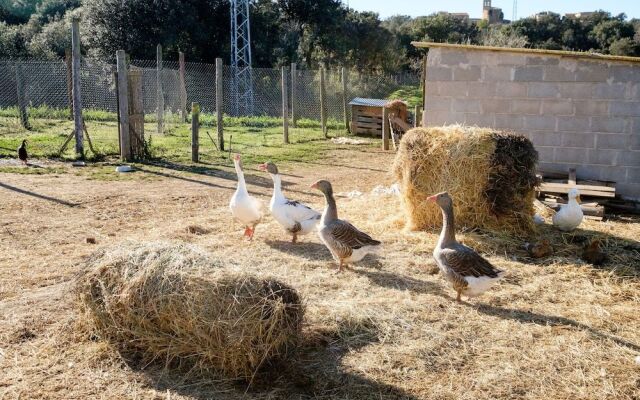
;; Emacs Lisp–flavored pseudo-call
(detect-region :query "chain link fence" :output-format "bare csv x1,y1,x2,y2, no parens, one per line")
0,57,419,158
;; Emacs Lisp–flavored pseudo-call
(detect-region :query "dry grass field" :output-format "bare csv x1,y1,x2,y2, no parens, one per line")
1,145,640,399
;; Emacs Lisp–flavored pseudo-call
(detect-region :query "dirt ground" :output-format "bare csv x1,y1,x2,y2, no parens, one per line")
1,146,639,399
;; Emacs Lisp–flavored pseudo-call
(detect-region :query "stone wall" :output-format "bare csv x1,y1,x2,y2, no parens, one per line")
423,45,640,200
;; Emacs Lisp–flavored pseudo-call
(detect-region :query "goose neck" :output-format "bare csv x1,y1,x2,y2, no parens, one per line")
322,191,338,223
271,174,286,203
438,204,456,246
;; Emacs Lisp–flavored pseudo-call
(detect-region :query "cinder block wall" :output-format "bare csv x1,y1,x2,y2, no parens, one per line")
423,46,640,200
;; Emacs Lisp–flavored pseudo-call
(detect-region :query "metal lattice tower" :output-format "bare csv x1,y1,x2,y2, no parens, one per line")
512,0,518,21
230,0,254,116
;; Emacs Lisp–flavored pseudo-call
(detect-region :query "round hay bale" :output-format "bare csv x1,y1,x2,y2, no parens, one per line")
385,99,408,121
392,125,538,234
76,242,303,380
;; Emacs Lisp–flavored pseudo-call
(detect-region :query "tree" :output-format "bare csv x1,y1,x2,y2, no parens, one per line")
0,21,29,57
480,26,528,48
411,13,478,44
609,37,639,56
590,17,635,52
83,0,229,62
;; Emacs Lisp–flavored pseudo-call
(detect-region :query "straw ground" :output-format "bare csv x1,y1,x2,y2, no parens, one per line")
1,145,639,399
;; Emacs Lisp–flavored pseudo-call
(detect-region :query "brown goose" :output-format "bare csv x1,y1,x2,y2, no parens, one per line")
428,192,504,302
311,180,381,273
18,139,28,165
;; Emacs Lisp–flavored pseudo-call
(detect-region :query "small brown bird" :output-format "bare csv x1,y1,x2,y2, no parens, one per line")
581,239,606,266
18,139,28,165
524,239,553,259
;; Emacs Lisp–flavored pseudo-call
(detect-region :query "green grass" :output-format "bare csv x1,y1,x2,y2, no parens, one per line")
0,114,373,176
388,85,423,109
0,166,67,175
0,106,346,130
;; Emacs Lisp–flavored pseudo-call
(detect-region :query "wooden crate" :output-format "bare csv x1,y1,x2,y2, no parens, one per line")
351,104,383,136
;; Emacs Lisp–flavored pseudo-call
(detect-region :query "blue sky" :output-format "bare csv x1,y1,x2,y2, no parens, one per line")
343,0,640,20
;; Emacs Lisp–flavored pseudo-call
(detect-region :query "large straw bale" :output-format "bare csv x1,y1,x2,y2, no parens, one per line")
76,242,303,380
392,125,538,233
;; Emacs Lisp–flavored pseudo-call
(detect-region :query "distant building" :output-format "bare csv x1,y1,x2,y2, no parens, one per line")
565,12,596,19
437,11,470,20
482,0,503,24
533,11,559,21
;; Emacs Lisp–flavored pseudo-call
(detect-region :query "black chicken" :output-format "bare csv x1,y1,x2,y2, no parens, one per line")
18,139,28,165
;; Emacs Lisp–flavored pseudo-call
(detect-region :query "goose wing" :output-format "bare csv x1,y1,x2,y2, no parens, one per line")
327,219,380,250
439,245,502,278
283,199,320,221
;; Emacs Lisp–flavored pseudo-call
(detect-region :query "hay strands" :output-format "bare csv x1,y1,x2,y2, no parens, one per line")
537,168,615,198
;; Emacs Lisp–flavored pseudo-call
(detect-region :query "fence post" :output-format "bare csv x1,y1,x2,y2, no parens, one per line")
128,69,144,158
15,63,29,130
116,50,131,161
71,17,84,157
65,49,73,120
290,63,297,128
341,67,349,133
191,102,200,162
282,66,289,144
382,106,389,151
421,55,427,113
215,58,224,151
179,51,187,123
320,67,327,138
156,44,164,135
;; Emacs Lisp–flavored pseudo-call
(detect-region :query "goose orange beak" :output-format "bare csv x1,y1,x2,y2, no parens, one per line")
258,163,267,171
310,182,319,189
426,194,438,202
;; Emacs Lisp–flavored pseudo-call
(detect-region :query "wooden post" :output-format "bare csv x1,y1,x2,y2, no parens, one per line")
71,18,84,157
65,49,73,120
116,50,131,161
413,105,419,128
191,102,200,162
290,63,297,128
421,55,427,113
179,52,187,123
156,44,164,135
382,106,389,151
15,63,29,129
281,66,289,144
128,69,144,158
320,67,327,138
341,67,349,133
568,168,577,186
215,58,224,151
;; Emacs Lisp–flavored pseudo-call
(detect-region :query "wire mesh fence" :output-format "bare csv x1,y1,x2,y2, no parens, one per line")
0,56,420,158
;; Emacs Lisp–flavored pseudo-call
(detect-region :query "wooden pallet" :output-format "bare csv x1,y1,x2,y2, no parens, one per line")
537,168,616,198
536,168,617,221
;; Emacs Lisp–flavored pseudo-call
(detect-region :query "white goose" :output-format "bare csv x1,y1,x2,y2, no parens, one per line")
259,161,321,243
552,188,583,232
229,154,263,240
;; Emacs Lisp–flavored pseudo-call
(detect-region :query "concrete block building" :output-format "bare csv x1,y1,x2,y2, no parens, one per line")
414,42,640,200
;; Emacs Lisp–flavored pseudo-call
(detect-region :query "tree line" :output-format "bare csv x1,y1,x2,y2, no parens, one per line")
1,0,639,73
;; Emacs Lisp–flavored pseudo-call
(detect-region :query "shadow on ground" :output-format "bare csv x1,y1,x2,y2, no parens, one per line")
126,320,420,399
475,303,640,353
264,239,331,260
138,160,320,198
